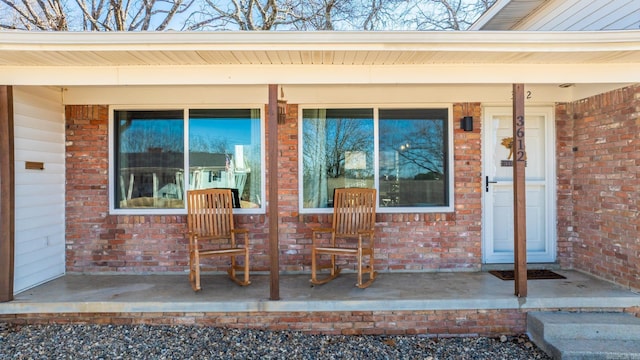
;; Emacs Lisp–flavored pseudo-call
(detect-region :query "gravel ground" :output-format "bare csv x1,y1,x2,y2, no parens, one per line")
0,323,550,360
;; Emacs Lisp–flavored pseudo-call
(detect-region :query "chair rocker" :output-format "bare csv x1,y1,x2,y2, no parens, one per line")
311,188,378,289
187,188,250,291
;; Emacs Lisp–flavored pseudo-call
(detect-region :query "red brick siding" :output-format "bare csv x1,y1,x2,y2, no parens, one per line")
3,307,639,336
555,103,575,269
65,102,483,273
0,310,528,336
556,84,640,291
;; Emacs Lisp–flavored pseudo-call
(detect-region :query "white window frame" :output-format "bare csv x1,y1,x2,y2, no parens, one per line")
109,105,266,215
298,103,455,214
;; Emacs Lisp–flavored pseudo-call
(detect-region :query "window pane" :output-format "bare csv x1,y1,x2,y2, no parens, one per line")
114,110,184,209
379,109,448,208
189,109,261,208
302,109,374,208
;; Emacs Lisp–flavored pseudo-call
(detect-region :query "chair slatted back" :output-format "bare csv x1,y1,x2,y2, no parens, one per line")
187,189,235,238
332,188,376,238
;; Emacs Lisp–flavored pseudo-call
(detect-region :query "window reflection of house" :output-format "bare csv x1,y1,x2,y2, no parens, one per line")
189,152,249,200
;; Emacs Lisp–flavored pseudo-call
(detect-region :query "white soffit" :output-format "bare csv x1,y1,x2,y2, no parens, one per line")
0,31,639,85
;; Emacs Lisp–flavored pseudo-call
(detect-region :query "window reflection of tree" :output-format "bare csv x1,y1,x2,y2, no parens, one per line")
325,119,372,179
392,119,445,179
379,111,447,207
190,135,229,154
119,119,183,154
302,115,328,207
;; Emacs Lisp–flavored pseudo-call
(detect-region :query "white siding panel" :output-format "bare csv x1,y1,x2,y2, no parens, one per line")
14,225,65,250
590,2,640,30
528,0,581,30
14,125,64,144
15,231,64,258
14,253,65,291
515,0,640,31
15,138,65,155
552,1,605,30
14,183,64,197
15,92,64,114
15,169,65,186
15,198,66,222
13,86,66,294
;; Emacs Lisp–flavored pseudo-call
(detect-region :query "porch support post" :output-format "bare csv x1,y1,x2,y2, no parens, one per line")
0,86,14,302
268,84,280,300
512,83,527,297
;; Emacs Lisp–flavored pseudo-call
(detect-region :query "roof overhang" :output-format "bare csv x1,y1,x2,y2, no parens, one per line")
1,30,639,86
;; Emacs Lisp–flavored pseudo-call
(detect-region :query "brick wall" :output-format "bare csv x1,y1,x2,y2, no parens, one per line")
65,102,483,273
0,310,529,336
555,103,575,269
556,84,640,291
3,306,639,336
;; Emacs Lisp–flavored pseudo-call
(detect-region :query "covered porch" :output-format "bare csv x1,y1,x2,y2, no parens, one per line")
2,270,639,335
0,31,639,339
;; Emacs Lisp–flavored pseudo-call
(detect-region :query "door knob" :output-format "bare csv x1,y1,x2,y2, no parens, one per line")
485,176,497,192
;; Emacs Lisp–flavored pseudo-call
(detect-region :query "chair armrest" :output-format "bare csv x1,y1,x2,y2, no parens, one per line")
231,228,249,247
187,232,199,249
358,229,374,247
312,227,333,234
312,227,334,246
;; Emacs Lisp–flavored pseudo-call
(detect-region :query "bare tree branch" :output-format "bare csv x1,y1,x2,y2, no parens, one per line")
1,0,497,31
0,0,68,30
409,0,496,31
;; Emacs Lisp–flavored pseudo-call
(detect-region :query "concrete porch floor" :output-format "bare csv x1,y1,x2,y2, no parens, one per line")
2,270,639,315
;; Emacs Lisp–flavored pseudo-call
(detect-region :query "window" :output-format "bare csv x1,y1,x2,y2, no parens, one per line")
378,109,449,209
113,108,262,212
188,109,261,209
301,107,452,213
301,109,374,208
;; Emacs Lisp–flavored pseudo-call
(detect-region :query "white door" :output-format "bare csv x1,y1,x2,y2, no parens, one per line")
482,107,555,264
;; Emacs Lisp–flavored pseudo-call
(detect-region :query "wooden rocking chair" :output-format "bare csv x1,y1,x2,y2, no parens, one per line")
187,188,250,291
311,188,378,288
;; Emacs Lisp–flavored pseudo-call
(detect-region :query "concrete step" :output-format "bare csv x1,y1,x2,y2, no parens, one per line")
529,312,640,340
545,339,640,360
528,312,640,360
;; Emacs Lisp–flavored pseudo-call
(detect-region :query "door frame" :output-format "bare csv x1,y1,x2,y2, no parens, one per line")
482,106,557,264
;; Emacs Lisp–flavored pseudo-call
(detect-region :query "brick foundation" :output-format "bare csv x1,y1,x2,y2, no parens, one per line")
0,310,532,336
2,307,639,336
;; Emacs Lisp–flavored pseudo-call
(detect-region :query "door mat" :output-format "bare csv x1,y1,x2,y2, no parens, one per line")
489,269,566,280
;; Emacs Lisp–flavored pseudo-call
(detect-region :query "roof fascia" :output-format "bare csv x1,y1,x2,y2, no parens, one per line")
1,30,639,52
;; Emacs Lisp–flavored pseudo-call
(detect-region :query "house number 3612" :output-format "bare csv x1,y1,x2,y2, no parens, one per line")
515,115,526,162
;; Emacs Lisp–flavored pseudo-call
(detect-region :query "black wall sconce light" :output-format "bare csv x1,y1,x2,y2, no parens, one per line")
277,100,287,124
461,116,474,132
277,86,287,124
